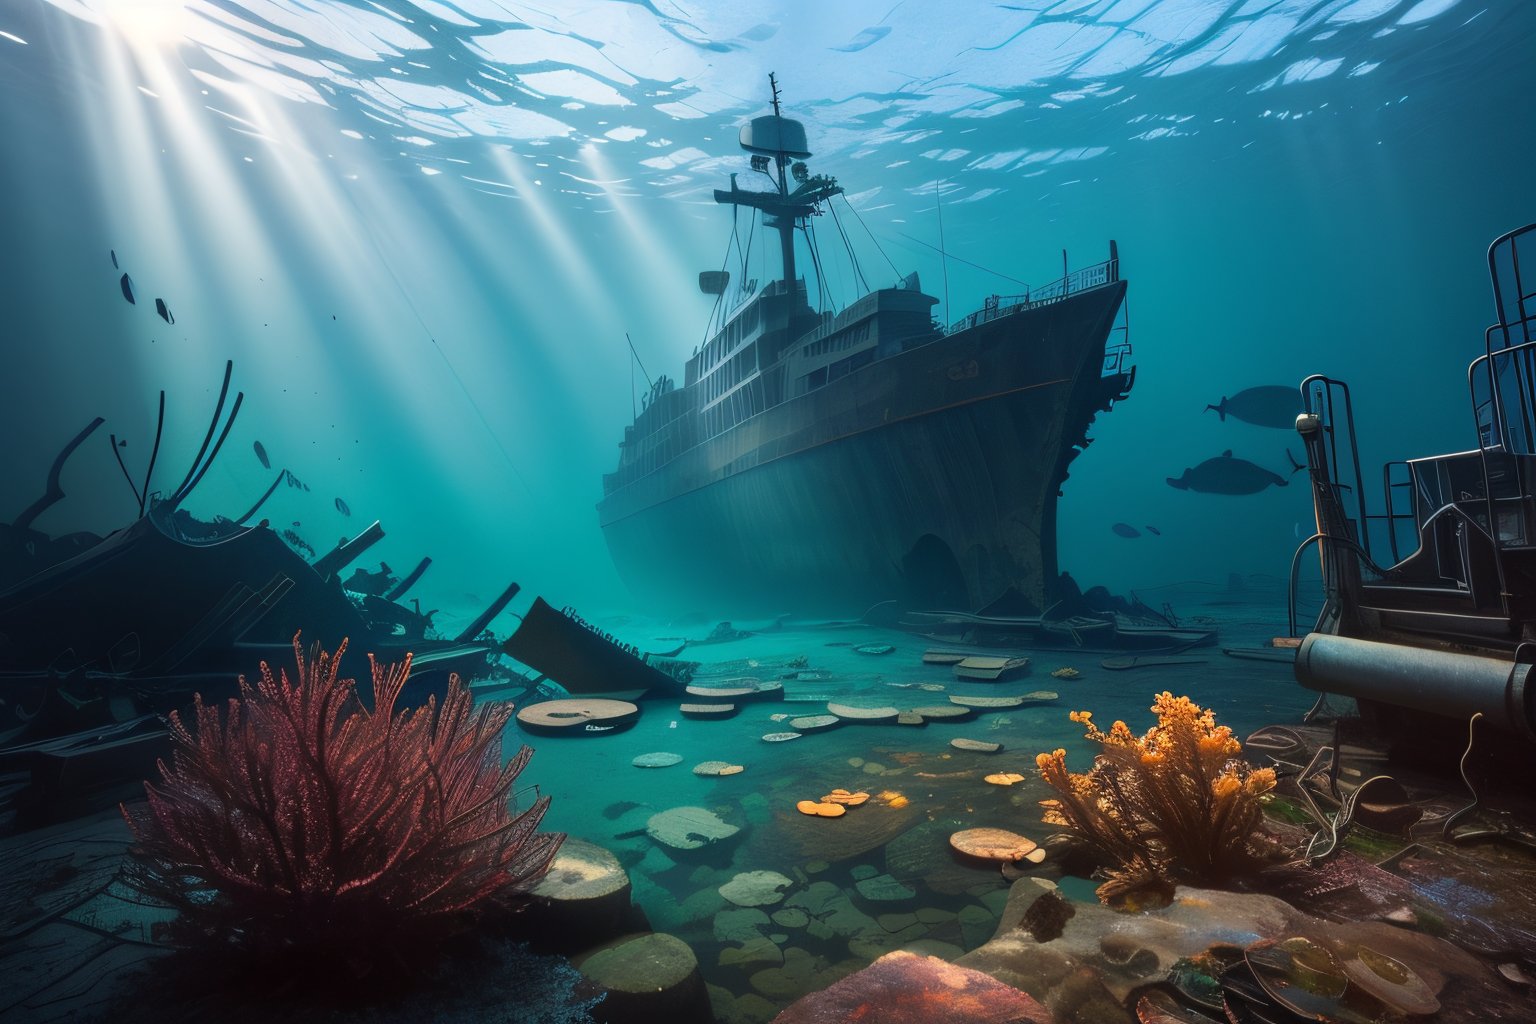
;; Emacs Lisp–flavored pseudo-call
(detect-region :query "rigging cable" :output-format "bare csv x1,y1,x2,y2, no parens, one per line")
701,218,734,347
936,178,950,327
333,189,532,496
839,194,903,282
802,222,824,313
828,202,869,294
892,233,1030,287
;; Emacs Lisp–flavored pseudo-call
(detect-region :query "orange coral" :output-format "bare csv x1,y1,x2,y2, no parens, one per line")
1036,691,1277,906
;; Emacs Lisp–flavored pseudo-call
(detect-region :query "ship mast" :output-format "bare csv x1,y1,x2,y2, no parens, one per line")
713,74,843,293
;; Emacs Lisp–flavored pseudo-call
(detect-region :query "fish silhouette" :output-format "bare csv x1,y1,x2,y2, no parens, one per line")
110,249,118,269
253,440,270,469
1111,523,1141,538
119,273,135,304
155,298,174,324
1145,525,1161,536
335,497,351,517
1205,385,1301,429
1167,449,1302,495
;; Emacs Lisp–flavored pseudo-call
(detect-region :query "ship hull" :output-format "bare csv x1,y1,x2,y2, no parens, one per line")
598,281,1129,615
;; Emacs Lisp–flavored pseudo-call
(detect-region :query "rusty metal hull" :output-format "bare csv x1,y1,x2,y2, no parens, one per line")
598,281,1130,614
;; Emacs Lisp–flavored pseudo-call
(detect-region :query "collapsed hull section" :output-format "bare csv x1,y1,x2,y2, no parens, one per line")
599,281,1129,614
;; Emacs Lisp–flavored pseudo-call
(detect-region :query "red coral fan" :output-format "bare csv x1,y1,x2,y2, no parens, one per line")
121,635,564,968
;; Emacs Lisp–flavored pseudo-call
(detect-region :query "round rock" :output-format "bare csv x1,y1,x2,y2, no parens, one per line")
517,698,640,736
949,827,1039,863
719,870,794,907
646,806,741,852
575,932,711,1024
693,760,745,776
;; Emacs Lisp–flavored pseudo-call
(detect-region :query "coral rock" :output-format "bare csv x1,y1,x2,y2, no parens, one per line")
770,950,1051,1024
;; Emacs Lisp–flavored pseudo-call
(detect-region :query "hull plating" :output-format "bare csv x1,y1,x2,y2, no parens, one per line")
599,281,1129,614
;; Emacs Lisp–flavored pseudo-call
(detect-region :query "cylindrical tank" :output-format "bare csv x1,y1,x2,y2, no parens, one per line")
1295,633,1536,741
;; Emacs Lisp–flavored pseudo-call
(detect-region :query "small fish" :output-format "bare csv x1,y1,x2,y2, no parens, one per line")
292,520,301,527
1111,522,1141,538
117,439,128,447
155,298,174,324
1145,525,1161,536
335,497,351,516
110,249,118,269
119,273,135,304
1205,385,1302,429
1166,449,1302,495
253,440,270,469
834,25,891,52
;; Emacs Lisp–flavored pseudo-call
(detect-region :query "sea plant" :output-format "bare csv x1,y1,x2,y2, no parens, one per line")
1035,691,1278,907
121,634,564,975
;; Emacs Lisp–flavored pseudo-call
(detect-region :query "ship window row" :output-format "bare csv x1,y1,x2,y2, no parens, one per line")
704,380,764,439
705,343,757,402
702,302,761,370
802,321,870,359
618,425,690,485
799,347,875,394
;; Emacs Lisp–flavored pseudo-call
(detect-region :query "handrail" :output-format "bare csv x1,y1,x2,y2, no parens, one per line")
1381,460,1417,564
948,256,1118,333
1300,375,1373,563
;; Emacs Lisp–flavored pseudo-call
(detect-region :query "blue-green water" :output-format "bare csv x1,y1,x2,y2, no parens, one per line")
2,0,1530,614
0,2,1532,1017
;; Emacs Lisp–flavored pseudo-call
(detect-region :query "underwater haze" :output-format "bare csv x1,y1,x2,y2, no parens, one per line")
1,0,1532,619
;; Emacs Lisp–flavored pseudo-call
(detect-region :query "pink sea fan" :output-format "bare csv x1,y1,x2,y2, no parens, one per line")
121,634,564,966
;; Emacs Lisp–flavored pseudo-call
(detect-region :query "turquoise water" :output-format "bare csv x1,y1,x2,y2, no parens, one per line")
2,0,1530,612
514,585,1314,1015
0,2,1531,1016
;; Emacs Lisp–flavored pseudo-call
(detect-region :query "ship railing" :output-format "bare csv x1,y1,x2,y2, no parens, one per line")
947,257,1118,333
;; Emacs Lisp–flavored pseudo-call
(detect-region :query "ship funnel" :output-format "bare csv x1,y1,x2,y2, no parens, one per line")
740,115,810,159
699,270,730,295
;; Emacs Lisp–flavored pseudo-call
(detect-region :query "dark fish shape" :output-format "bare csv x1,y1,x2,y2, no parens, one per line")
119,273,135,304
1111,522,1141,538
1166,449,1301,495
117,439,128,448
155,298,174,324
1205,385,1302,429
835,25,891,51
335,497,351,516
253,440,270,469
1145,525,1161,536
110,249,118,269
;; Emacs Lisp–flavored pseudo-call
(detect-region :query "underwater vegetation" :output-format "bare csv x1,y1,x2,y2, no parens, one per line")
1035,691,1279,908
120,634,565,977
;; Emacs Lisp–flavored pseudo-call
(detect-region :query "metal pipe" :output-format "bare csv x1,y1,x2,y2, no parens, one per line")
1295,632,1536,741
312,520,386,580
